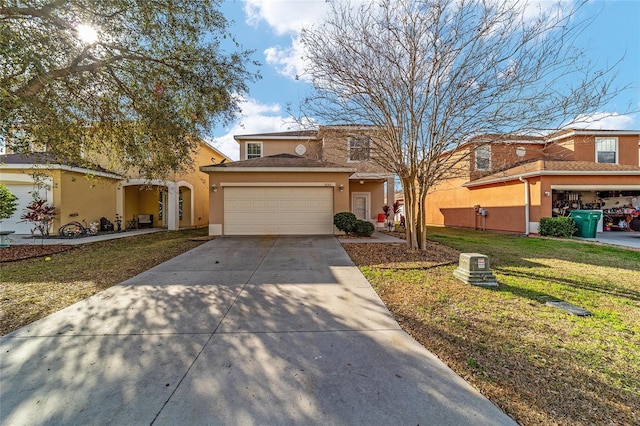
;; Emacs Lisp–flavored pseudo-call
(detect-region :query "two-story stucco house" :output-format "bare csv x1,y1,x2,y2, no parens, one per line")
200,126,395,235
426,129,640,234
0,140,230,235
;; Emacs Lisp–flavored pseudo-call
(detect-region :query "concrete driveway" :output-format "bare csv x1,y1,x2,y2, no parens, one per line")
1,236,515,425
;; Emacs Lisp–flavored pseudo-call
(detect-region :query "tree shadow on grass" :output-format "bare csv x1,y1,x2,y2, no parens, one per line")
492,266,640,303
393,311,640,426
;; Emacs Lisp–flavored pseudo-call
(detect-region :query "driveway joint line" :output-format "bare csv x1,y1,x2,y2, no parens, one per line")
150,236,278,425
216,328,403,334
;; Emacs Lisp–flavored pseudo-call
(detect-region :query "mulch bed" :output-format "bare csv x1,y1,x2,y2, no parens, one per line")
342,240,459,269
0,245,74,263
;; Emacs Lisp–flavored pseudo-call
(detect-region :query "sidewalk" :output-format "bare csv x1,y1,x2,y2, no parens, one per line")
7,228,164,245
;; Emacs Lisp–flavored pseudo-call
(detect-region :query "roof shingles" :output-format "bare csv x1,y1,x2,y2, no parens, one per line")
466,160,640,187
206,153,350,169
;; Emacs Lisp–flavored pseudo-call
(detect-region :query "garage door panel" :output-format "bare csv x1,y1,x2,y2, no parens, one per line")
224,186,333,235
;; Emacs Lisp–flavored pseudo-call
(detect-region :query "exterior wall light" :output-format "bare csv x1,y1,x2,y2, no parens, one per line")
211,184,218,192
338,184,344,192
544,191,551,196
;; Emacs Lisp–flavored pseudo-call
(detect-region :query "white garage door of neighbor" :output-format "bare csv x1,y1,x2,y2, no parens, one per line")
0,184,38,234
224,186,334,235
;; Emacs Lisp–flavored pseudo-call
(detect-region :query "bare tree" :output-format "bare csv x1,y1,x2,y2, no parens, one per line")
299,0,625,249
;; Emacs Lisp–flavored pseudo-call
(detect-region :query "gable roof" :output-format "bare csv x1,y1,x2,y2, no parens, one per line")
546,128,640,142
464,160,640,187
0,152,122,179
200,153,355,173
234,130,320,140
199,140,233,162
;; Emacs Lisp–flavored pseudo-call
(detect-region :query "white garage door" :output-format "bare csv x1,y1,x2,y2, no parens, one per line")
224,186,334,235
0,184,39,234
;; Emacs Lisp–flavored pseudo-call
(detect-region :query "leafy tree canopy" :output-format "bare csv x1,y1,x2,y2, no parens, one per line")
1,0,259,178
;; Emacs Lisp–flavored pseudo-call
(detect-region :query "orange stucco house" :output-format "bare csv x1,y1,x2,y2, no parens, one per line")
200,126,395,235
426,129,640,234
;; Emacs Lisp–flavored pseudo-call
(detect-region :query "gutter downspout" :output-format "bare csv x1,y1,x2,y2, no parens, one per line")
519,177,530,235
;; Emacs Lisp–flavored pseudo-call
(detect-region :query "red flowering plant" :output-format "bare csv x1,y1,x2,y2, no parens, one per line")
20,199,56,236
382,204,391,218
382,201,403,231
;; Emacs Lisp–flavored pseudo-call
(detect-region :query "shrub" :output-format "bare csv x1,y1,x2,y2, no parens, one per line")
20,198,56,236
539,217,577,238
353,219,375,237
334,212,357,233
0,184,18,221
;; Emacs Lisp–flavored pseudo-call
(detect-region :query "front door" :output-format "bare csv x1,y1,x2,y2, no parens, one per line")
352,192,370,220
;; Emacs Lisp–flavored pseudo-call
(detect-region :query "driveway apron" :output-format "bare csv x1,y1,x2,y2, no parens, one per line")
0,236,516,425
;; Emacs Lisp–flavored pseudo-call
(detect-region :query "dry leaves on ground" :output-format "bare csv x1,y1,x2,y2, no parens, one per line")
1,245,73,262
342,240,460,269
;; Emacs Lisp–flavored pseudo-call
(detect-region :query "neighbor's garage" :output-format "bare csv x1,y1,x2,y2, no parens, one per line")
224,186,334,235
1,184,42,234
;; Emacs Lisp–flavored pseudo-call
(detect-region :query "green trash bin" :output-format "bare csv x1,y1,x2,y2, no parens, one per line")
569,210,602,238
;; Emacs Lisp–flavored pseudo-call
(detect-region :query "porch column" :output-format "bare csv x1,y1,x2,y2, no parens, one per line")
116,182,124,219
386,177,395,206
166,182,179,231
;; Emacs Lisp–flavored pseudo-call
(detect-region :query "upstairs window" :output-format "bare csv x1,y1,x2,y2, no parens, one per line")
474,145,491,171
349,136,371,161
596,137,617,164
246,142,262,159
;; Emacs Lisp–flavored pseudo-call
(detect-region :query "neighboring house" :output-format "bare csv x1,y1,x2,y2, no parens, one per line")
0,141,231,235
200,126,395,236
425,129,640,234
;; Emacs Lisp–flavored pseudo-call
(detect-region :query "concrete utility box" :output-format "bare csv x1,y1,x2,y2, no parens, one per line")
453,253,499,287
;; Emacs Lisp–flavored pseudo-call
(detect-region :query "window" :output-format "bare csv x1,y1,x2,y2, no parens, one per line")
475,145,491,171
246,142,262,159
349,136,371,161
596,137,617,164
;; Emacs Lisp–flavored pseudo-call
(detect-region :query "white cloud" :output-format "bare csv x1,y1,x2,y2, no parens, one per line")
243,0,329,36
243,1,330,81
209,98,313,160
520,0,572,21
562,112,637,130
264,36,309,80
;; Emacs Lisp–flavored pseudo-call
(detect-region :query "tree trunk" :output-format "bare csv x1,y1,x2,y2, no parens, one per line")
401,177,425,250
417,191,428,250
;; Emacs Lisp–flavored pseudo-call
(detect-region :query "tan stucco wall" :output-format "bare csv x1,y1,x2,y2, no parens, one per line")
319,127,390,174
93,140,225,229
549,134,639,165
123,186,140,223
179,187,192,228
239,139,323,160
0,167,119,232
57,170,118,230
206,171,351,234
138,187,160,225
187,143,226,227
349,180,386,222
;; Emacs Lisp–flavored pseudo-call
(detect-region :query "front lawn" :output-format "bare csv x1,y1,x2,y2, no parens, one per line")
343,227,639,425
0,228,209,336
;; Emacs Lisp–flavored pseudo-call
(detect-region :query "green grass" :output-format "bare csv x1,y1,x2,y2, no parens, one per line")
359,227,640,425
1,228,208,335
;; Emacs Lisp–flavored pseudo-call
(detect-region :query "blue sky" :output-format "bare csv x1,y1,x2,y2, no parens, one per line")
211,0,640,160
